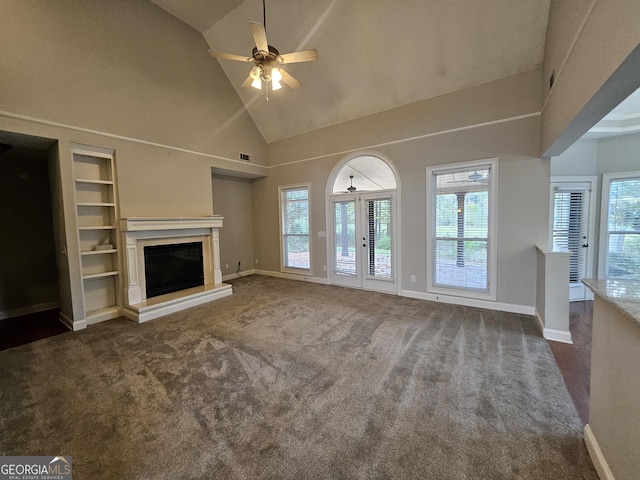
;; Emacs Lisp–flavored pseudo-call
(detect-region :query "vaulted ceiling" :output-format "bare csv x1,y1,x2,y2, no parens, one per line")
151,0,551,144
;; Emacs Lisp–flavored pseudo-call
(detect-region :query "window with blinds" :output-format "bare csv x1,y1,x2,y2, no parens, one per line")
366,197,393,279
552,188,587,283
603,174,640,280
280,185,310,273
427,160,497,299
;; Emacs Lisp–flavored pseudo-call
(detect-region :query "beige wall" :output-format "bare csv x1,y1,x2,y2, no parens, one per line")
541,0,640,155
212,175,255,277
0,0,267,321
257,70,548,309
589,295,640,480
597,133,640,175
0,0,266,166
550,139,598,177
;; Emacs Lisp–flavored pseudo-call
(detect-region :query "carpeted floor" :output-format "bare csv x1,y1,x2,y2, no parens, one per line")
0,275,597,479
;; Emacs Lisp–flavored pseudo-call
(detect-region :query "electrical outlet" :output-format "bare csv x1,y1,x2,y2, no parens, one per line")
255,259,258,265
323,265,327,272
410,275,416,283
225,264,229,269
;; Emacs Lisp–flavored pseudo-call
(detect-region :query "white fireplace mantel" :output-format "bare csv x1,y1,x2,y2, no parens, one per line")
120,216,224,232
119,216,231,323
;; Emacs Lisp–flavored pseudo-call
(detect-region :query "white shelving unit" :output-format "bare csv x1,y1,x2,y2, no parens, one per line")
72,147,121,325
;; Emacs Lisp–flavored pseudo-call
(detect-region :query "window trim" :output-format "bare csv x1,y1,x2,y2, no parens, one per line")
426,158,498,301
598,170,640,280
279,183,312,276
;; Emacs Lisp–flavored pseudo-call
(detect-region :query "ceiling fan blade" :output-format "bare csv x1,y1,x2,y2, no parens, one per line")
209,51,252,62
280,69,301,89
249,21,269,53
280,49,319,64
240,76,253,88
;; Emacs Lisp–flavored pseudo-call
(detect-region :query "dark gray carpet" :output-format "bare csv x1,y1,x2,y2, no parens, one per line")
0,275,597,479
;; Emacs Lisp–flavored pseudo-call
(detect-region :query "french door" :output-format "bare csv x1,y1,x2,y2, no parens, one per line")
330,192,397,293
550,181,594,301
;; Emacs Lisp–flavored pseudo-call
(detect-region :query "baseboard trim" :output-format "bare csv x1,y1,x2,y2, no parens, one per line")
543,327,573,344
584,424,615,480
253,269,330,285
401,289,535,315
0,301,60,321
222,269,256,281
59,312,86,331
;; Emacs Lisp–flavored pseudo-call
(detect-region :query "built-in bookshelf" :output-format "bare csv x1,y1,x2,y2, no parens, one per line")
72,146,120,324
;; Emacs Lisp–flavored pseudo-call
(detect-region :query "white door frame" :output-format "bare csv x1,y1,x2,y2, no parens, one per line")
550,175,597,301
326,152,401,294
328,191,398,292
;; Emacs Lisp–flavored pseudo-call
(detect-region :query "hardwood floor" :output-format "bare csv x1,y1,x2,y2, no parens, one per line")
549,301,593,425
0,309,69,351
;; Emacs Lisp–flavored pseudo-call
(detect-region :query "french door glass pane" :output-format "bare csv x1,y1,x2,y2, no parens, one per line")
366,198,393,279
606,178,640,279
333,200,356,276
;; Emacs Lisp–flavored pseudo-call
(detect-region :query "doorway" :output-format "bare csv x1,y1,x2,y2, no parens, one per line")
0,130,67,346
550,177,597,301
328,154,398,293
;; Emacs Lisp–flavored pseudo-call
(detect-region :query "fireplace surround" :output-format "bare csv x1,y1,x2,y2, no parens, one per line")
119,216,231,322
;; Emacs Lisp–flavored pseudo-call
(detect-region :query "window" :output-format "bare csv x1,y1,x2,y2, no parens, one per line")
427,159,497,300
600,172,640,280
279,185,311,274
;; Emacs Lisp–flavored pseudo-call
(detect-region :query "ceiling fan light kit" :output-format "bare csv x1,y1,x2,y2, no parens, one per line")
208,1,318,100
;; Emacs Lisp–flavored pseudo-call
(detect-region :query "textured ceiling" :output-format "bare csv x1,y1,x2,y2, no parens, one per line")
152,0,551,144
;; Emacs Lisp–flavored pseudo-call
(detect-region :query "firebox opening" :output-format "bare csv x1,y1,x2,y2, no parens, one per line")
144,242,204,299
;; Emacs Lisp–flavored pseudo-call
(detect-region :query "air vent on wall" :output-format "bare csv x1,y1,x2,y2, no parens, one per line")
239,153,250,161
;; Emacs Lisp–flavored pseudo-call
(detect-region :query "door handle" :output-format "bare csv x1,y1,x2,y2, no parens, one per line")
582,243,589,248
363,244,366,247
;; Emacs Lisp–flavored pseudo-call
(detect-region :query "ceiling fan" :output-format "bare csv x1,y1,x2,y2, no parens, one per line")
208,0,319,100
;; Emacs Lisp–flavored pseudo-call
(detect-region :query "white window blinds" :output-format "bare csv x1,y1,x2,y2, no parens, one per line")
428,161,496,298
552,188,588,283
281,186,310,271
365,197,394,279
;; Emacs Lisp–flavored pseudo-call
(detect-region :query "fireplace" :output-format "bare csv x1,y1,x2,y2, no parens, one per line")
119,216,232,323
144,242,204,298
